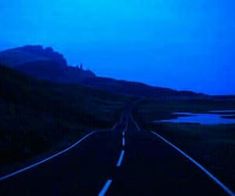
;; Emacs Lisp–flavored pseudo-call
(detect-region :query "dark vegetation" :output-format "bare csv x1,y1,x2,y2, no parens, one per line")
0,64,129,173
80,76,204,98
134,98,235,125
152,123,235,191
134,99,235,190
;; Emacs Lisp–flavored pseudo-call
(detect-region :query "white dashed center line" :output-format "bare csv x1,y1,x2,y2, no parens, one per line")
116,150,125,167
99,120,129,195
122,131,125,136
122,137,126,147
98,179,112,196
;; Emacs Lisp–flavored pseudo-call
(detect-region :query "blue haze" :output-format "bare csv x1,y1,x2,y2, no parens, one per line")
0,0,235,94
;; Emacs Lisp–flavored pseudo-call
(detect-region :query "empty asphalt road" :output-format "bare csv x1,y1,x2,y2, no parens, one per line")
0,111,234,195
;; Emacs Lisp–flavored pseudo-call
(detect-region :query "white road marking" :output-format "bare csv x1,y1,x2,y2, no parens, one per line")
151,131,234,196
122,137,126,147
130,114,141,131
98,179,112,196
122,131,125,136
116,150,125,167
0,131,95,182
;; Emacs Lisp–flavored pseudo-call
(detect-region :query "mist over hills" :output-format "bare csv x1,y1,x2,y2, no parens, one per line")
0,45,204,98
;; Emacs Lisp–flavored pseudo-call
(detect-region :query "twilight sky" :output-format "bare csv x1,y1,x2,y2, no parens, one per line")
0,0,235,95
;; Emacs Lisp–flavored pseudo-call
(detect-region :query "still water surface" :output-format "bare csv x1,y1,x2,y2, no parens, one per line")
157,110,235,125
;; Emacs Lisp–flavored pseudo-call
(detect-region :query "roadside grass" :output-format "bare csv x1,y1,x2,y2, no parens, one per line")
135,99,235,191
134,98,235,125
150,123,235,191
0,65,129,174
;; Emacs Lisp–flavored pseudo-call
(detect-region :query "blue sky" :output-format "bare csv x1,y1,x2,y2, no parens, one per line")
0,0,235,94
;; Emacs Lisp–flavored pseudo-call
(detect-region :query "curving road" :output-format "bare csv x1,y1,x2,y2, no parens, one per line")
0,110,234,196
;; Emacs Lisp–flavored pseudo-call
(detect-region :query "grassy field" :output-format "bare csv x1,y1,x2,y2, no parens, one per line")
135,99,235,191
0,65,130,173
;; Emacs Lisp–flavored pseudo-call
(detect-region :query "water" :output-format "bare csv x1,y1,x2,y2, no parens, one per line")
157,110,235,125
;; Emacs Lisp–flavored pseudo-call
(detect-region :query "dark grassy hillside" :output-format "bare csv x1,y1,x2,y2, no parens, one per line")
81,77,204,98
0,65,129,172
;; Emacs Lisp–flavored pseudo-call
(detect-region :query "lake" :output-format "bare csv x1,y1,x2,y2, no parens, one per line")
156,110,235,125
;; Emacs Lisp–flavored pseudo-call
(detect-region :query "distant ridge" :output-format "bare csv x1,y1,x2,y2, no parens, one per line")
0,45,96,83
0,45,67,68
0,45,205,98
80,77,204,98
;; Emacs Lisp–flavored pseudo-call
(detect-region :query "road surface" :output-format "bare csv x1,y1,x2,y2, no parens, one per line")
0,110,234,195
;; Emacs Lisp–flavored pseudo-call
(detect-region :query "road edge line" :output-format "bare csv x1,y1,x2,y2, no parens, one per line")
151,131,234,196
0,131,96,182
130,114,141,131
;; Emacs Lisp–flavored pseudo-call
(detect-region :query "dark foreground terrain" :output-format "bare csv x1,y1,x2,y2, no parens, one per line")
135,99,235,193
0,109,233,195
0,64,129,174
0,55,235,195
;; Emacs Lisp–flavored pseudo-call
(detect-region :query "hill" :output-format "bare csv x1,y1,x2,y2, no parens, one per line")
0,45,95,83
80,76,204,99
0,45,203,98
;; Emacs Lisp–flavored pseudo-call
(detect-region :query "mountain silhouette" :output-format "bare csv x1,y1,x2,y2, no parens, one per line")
0,45,95,83
0,45,204,98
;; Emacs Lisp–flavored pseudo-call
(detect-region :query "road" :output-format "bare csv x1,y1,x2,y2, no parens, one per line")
0,110,234,195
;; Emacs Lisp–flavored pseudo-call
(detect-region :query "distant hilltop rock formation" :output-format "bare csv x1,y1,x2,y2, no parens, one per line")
0,45,67,68
0,45,96,83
